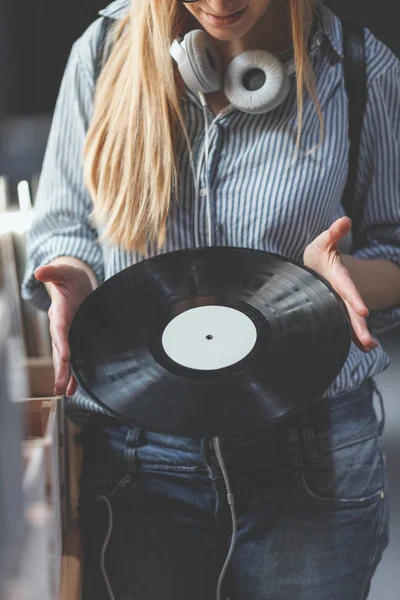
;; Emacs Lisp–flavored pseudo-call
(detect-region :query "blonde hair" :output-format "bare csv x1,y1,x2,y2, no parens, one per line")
84,0,322,253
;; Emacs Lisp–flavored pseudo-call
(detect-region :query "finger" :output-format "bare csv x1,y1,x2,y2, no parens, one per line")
312,217,352,252
66,374,78,398
351,329,378,353
49,306,71,360
346,305,378,352
34,264,74,285
333,262,369,317
328,216,352,244
49,303,71,392
52,343,71,395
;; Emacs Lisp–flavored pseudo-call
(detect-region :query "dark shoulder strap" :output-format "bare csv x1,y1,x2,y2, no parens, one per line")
341,20,367,227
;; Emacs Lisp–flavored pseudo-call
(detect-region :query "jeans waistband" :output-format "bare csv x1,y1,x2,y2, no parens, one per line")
80,379,384,474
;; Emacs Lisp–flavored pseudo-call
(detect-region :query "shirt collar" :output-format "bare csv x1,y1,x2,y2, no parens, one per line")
98,0,130,20
313,3,344,59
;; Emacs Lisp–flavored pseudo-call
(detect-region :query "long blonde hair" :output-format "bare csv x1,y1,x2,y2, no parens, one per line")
84,0,322,253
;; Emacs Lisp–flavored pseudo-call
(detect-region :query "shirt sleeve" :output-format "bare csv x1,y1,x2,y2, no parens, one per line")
351,61,400,333
21,22,104,311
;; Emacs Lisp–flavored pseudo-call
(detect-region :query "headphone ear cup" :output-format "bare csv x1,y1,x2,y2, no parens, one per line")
175,30,223,95
185,30,223,93
224,50,290,114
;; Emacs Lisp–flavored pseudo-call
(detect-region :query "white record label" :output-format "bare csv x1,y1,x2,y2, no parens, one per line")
161,305,257,370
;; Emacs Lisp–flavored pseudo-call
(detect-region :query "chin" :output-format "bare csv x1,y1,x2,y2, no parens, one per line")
200,21,253,42
205,28,249,42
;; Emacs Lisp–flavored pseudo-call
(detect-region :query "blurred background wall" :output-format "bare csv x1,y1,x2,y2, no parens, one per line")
0,1,398,598
1,0,106,117
0,0,105,202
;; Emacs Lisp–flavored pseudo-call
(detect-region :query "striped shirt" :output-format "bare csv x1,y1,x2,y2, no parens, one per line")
22,0,400,423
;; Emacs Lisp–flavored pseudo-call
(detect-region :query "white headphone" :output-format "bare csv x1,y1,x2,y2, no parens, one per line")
170,29,295,114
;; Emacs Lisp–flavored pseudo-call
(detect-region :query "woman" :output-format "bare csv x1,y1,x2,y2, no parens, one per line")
22,1,400,598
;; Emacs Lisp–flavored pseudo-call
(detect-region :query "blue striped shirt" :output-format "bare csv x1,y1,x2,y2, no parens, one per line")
22,0,400,422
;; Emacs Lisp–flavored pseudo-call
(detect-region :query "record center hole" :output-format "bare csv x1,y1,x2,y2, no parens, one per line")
206,335,214,341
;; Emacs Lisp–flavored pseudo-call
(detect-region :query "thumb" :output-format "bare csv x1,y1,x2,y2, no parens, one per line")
312,216,352,252
34,264,75,285
329,216,352,244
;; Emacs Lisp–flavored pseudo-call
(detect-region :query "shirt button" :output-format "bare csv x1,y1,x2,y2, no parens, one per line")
199,188,207,197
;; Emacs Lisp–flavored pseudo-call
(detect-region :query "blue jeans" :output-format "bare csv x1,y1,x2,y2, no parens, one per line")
78,379,389,599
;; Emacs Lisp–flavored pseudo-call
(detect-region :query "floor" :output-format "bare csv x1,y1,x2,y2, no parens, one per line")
369,326,400,600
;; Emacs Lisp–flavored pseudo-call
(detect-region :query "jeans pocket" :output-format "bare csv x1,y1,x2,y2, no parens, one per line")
297,435,386,509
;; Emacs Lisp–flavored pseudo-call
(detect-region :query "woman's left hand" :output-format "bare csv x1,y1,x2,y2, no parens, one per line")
303,216,378,353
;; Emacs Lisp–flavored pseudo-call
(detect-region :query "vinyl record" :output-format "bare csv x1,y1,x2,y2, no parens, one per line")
69,247,351,437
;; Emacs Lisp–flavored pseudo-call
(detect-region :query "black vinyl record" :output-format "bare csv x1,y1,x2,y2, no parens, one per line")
69,247,351,437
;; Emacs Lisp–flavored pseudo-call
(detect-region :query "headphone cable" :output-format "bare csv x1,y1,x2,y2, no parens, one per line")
196,92,238,599
213,436,237,600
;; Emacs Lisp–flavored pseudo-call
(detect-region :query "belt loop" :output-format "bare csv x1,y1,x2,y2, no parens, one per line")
371,379,385,434
124,426,142,473
299,413,320,463
285,426,303,470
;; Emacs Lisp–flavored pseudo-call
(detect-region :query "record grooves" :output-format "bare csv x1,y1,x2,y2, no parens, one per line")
69,247,351,437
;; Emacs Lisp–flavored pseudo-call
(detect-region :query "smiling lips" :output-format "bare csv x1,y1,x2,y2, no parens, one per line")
203,7,247,26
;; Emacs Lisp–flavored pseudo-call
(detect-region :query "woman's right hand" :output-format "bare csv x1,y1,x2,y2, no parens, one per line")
34,263,95,396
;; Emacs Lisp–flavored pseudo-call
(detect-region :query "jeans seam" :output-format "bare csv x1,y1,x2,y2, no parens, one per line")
299,471,385,508
137,464,203,473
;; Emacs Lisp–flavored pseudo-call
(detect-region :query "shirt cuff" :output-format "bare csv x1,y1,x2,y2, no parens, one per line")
366,306,400,334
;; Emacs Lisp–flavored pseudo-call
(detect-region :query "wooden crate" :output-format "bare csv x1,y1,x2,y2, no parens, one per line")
25,356,55,398
24,357,71,529
59,420,84,600
24,358,85,599
59,523,84,600
22,397,63,598
22,399,85,600
21,443,53,600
